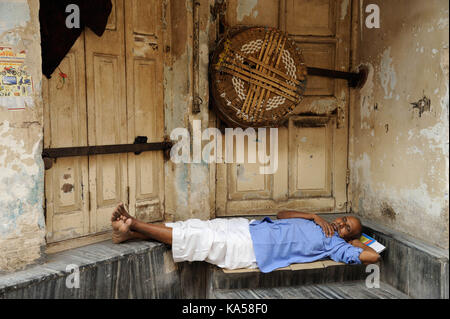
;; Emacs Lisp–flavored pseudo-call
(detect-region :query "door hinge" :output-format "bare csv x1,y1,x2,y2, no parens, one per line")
346,169,351,185
346,201,353,213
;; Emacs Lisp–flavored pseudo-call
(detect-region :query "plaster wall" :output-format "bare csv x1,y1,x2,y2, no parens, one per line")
0,0,46,271
350,0,449,249
163,0,215,223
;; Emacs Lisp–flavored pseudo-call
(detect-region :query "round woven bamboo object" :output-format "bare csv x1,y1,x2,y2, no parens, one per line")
210,27,307,128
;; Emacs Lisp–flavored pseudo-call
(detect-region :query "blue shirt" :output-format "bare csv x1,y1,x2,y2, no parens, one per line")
249,217,363,273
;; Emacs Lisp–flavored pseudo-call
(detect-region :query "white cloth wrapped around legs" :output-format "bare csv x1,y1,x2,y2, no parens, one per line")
165,218,257,270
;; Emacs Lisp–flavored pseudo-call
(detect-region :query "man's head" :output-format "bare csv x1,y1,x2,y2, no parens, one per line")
331,216,362,241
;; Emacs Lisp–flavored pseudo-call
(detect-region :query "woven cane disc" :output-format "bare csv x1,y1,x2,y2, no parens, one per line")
210,27,307,128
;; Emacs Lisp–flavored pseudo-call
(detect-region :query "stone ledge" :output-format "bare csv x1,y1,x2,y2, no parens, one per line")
356,216,448,299
0,240,179,298
358,217,449,259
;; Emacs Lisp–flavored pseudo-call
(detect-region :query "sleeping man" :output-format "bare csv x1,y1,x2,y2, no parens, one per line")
111,203,380,273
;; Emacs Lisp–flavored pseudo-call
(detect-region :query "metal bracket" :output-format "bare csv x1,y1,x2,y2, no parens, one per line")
307,65,368,89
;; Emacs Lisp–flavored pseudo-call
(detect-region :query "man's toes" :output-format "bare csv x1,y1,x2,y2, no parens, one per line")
119,204,130,217
112,207,120,216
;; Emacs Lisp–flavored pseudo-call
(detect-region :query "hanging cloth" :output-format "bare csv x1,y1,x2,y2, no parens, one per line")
40,0,112,78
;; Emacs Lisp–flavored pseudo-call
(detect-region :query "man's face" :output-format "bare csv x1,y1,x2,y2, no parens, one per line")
331,216,362,241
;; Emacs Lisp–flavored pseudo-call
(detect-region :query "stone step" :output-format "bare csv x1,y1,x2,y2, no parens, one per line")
209,280,411,299
207,260,368,292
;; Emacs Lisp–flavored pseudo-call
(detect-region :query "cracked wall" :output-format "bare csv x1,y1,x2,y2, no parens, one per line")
351,0,449,248
0,0,46,272
163,0,215,222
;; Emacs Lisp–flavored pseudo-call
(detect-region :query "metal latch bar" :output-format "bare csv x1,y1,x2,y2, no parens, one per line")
42,141,173,159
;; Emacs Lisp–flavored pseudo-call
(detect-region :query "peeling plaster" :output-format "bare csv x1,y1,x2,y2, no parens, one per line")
437,16,449,30
352,1,449,249
359,63,374,129
353,153,446,219
0,0,46,271
0,0,30,36
236,0,258,22
0,121,44,235
164,0,212,222
379,47,397,100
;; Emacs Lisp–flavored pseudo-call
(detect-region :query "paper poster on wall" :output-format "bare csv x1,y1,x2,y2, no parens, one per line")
0,47,34,110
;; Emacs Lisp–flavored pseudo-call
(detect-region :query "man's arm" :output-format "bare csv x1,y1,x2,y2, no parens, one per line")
277,211,335,237
277,211,315,220
348,239,381,265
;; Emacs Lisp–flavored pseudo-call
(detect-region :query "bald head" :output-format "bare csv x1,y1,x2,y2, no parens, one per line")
331,216,363,241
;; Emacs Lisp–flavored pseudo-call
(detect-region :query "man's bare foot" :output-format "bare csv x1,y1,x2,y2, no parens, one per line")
112,218,133,244
111,203,134,223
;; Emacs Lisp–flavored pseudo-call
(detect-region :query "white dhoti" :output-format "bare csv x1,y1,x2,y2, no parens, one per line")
165,218,258,270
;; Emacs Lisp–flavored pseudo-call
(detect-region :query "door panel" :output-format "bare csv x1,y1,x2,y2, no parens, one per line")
217,0,351,216
297,42,336,96
288,117,334,198
43,36,89,243
228,134,273,201
284,0,336,36
125,0,165,223
85,0,128,234
44,0,167,245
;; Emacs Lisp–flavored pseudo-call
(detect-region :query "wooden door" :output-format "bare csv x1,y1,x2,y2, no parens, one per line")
44,0,166,246
217,0,351,216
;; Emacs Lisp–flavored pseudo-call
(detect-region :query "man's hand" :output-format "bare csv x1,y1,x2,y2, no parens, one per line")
348,239,362,246
348,238,381,264
313,214,335,237
276,211,335,237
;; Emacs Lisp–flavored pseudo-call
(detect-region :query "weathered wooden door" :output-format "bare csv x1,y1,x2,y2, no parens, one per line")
124,0,165,223
43,35,90,242
44,0,166,247
216,0,351,216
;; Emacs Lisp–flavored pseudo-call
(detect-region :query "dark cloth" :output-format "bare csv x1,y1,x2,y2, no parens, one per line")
40,0,112,78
